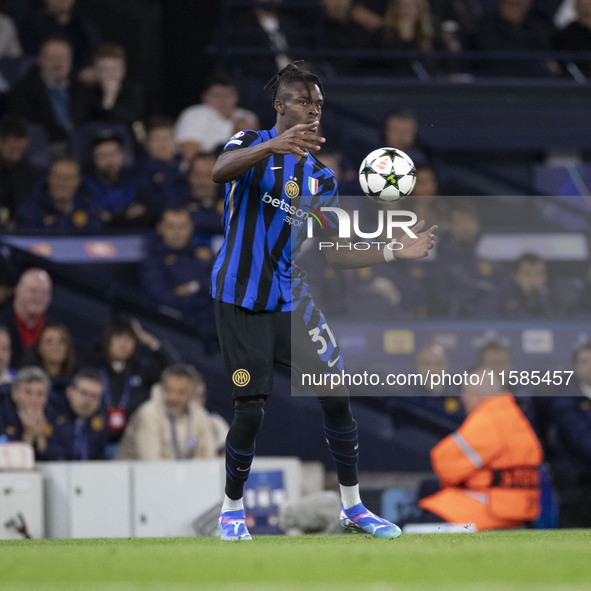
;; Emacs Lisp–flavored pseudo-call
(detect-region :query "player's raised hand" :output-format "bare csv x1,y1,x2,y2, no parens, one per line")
396,220,437,259
271,123,326,157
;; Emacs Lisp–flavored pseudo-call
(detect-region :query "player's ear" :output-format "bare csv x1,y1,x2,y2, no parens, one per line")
274,99,285,115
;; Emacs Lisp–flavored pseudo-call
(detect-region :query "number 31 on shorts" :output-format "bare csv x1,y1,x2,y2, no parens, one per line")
308,323,340,368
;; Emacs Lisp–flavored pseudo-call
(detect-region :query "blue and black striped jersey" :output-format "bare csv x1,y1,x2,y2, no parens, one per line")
211,127,339,312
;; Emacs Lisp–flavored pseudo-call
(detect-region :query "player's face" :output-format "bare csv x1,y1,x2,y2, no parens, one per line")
12,381,48,413
574,349,591,386
277,82,324,131
67,378,103,418
162,375,193,417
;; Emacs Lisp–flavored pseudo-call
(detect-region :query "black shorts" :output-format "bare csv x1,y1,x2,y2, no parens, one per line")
214,298,344,399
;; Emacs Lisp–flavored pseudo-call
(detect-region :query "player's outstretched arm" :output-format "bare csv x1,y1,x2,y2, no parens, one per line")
323,220,437,269
212,123,325,183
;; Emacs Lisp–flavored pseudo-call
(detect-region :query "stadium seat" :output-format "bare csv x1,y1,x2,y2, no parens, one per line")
550,275,587,317
70,122,136,168
25,124,50,171
0,56,37,89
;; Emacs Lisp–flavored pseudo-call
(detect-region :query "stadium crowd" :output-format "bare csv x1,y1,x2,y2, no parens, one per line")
0,0,590,530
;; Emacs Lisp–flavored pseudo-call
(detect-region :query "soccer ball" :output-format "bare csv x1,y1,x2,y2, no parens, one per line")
358,147,417,203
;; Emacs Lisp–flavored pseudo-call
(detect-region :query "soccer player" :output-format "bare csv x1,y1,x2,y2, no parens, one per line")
212,63,436,541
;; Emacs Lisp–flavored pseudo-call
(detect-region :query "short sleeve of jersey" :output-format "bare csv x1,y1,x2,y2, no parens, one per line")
313,164,341,239
222,130,261,153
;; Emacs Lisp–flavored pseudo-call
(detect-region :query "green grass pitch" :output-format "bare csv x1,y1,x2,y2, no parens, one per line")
2,530,590,590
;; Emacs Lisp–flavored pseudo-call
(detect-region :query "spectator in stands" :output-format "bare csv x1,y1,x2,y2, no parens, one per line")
357,251,431,318
319,0,373,72
0,114,38,231
429,0,482,51
477,340,512,377
408,165,448,230
19,0,100,74
0,11,22,58
378,0,435,52
294,238,352,318
192,369,229,456
140,207,215,330
470,0,555,76
432,199,497,317
174,72,259,164
8,37,91,149
388,344,465,431
85,43,146,130
554,0,591,77
417,368,544,530
0,268,53,368
318,150,359,196
46,367,106,460
137,116,185,217
175,153,224,235
546,342,591,527
21,322,77,408
475,338,532,412
484,253,555,318
412,164,438,197
0,325,15,384
554,0,578,29
94,316,180,446
351,0,436,74
116,363,215,460
219,0,311,74
382,108,428,165
0,249,17,310
15,157,103,234
84,132,152,228
0,366,56,459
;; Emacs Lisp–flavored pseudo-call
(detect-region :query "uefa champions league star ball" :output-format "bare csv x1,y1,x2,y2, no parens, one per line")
358,147,417,204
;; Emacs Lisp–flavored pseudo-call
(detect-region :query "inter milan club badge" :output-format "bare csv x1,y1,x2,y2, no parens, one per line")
284,180,299,198
232,369,251,387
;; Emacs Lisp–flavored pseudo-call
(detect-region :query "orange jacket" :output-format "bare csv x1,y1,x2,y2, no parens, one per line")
419,395,543,530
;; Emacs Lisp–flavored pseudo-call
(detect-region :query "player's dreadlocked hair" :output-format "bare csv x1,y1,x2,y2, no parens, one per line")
264,62,325,105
